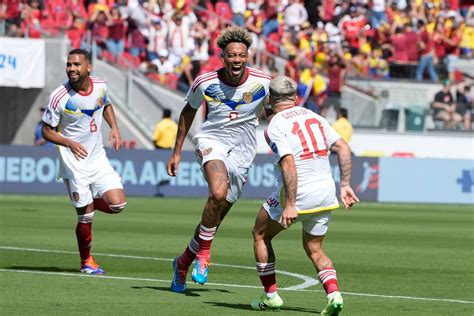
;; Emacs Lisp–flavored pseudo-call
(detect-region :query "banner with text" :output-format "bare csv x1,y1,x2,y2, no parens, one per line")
0,37,45,88
0,145,380,202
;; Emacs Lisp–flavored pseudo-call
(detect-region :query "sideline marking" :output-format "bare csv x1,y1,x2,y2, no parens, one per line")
0,246,318,290
1,246,473,304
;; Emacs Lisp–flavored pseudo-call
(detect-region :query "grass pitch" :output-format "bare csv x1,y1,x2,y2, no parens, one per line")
0,195,473,315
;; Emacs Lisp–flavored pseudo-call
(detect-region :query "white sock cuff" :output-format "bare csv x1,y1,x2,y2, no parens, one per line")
188,237,199,254
199,224,217,241
256,262,276,276
78,212,95,223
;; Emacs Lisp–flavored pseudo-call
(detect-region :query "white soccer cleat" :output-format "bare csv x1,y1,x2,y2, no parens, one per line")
321,291,343,315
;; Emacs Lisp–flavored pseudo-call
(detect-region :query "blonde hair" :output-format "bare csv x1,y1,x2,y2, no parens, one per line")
269,76,297,103
216,26,253,50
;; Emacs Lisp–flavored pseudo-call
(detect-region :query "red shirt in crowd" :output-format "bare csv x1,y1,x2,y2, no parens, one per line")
390,33,409,62
404,30,419,62
108,18,126,41
419,29,434,56
4,0,24,20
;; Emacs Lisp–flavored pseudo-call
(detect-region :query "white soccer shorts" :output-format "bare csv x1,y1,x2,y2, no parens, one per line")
64,163,123,208
195,140,248,204
263,179,339,236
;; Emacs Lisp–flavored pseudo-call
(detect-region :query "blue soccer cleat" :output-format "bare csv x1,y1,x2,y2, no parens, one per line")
170,257,187,293
80,257,105,275
191,255,209,285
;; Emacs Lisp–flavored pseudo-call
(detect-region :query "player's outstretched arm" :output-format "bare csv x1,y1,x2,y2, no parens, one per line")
103,104,122,151
42,123,88,160
166,103,197,177
279,154,298,228
331,138,359,209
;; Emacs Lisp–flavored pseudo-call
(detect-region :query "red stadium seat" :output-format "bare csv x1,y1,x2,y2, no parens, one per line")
118,52,141,69
101,50,116,63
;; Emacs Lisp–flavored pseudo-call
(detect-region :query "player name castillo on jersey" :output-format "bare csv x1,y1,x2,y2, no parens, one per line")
186,67,272,168
42,76,111,179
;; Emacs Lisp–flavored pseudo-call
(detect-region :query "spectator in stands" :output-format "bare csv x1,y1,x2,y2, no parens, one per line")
88,8,110,58
460,6,474,58
167,12,192,67
2,0,23,37
369,0,388,29
66,16,86,49
403,23,419,63
153,108,178,150
151,49,174,75
416,20,439,82
338,5,367,56
106,7,126,61
284,0,308,38
230,0,246,27
21,0,44,38
147,18,167,61
432,80,460,129
35,107,54,147
442,12,462,81
127,16,148,58
455,82,473,131
323,51,346,117
298,67,327,115
332,107,353,144
261,0,280,37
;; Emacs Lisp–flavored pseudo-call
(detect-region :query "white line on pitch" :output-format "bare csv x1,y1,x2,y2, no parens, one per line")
1,246,473,305
0,245,318,290
1,268,473,305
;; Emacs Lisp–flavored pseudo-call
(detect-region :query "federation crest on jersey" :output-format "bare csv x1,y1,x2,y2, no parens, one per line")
243,92,253,104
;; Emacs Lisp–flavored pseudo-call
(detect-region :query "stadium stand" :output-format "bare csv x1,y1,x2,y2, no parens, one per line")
2,0,473,149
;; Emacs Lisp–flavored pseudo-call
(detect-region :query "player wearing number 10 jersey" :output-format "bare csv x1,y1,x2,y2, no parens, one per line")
167,26,272,292
251,76,359,314
42,49,127,275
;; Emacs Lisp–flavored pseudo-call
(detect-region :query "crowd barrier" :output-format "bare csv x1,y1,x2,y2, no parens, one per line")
0,145,472,205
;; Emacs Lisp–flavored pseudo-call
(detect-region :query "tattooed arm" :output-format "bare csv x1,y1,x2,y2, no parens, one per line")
279,154,298,228
331,139,359,209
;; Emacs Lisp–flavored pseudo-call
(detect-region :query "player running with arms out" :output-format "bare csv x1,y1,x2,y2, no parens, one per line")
167,26,272,292
250,76,359,315
42,49,127,274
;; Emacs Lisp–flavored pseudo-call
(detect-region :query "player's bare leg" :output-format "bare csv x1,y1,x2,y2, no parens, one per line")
251,207,284,310
191,160,231,284
303,231,343,315
75,203,104,274
172,160,232,291
93,189,126,214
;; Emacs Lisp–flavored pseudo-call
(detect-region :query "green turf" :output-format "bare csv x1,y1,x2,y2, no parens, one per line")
0,195,473,315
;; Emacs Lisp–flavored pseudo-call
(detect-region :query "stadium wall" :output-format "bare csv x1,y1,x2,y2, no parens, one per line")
1,145,472,205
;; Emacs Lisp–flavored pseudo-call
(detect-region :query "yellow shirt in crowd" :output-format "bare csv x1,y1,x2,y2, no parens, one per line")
332,117,353,143
153,118,178,149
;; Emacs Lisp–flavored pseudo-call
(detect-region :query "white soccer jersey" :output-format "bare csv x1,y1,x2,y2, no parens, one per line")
42,76,111,179
186,67,271,168
265,107,342,212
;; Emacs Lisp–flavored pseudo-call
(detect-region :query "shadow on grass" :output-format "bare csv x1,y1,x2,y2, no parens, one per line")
204,301,318,314
4,266,78,273
131,286,232,297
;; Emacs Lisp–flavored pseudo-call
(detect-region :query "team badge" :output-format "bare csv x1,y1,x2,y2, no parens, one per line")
243,92,253,104
97,97,104,107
